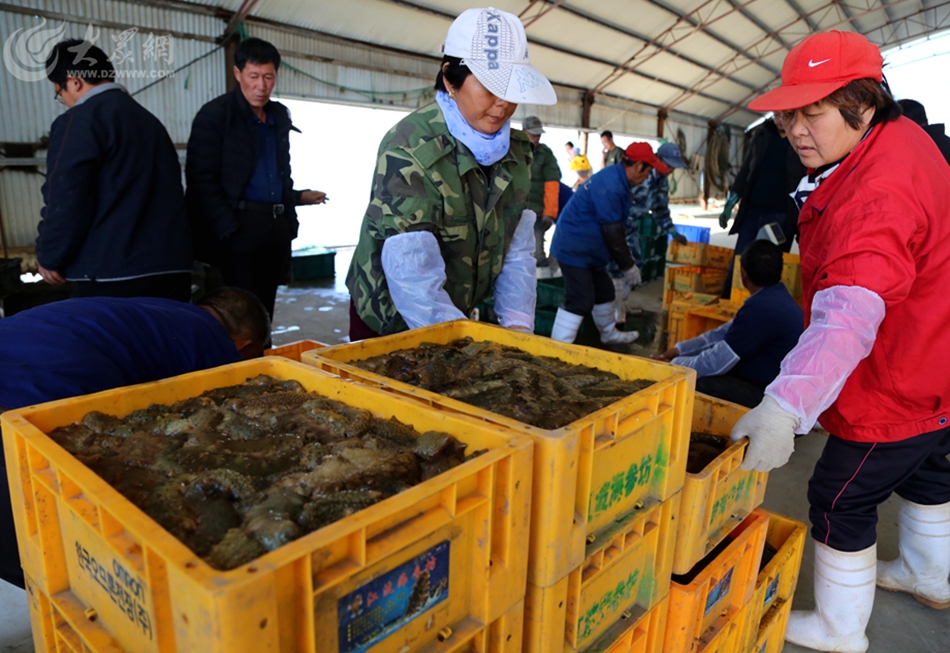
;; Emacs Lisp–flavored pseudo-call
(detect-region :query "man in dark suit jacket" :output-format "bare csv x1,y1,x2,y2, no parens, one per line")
37,40,192,300
186,38,327,317
898,99,950,167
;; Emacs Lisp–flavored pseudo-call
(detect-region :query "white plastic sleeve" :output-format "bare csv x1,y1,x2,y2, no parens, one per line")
672,340,740,378
381,231,467,330
493,210,537,331
676,320,732,356
766,285,886,434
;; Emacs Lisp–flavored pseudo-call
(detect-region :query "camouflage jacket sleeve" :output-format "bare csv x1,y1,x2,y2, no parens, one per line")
650,174,676,235
363,145,443,241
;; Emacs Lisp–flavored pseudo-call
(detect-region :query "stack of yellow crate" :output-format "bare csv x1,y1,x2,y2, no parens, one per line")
661,393,807,653
306,321,696,653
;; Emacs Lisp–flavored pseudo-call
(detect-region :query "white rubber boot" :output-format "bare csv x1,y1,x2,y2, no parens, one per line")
592,303,639,345
551,308,584,343
877,499,950,609
612,278,626,325
785,542,876,653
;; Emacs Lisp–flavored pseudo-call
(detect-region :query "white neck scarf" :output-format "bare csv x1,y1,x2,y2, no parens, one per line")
435,91,511,166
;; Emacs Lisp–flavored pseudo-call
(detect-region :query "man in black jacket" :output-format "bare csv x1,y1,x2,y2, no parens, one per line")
897,99,950,167
37,40,192,300
186,38,326,317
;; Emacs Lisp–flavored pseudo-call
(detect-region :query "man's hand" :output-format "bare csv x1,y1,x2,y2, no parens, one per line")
719,191,740,228
652,347,680,362
541,216,555,230
300,190,328,205
730,395,800,472
672,233,688,245
38,265,65,286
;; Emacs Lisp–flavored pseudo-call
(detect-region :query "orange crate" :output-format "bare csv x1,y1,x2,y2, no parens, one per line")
666,242,733,269
304,321,695,588
2,358,533,653
667,297,717,348
693,598,754,653
23,572,527,653
664,510,769,653
671,268,728,296
263,339,326,362
601,594,668,653
673,394,768,574
522,494,678,653
726,253,802,307
682,304,740,343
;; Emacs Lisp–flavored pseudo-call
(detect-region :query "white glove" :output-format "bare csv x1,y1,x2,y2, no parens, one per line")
622,265,641,296
730,395,800,472
494,210,537,331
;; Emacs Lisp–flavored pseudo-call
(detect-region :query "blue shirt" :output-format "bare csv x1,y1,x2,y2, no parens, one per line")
0,298,240,410
724,283,804,386
551,164,632,268
242,109,282,203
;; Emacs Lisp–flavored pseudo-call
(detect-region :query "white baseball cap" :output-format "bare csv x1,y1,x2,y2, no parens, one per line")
442,7,557,106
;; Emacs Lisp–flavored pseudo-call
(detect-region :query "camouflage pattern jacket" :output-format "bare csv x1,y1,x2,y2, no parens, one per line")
527,142,561,216
629,168,674,234
347,103,533,335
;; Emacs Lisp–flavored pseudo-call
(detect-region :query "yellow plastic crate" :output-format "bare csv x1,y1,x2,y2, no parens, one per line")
263,339,326,362
671,268,728,296
740,511,807,650
664,510,769,653
304,321,696,588
667,298,715,348
693,597,754,653
744,599,791,653
666,242,733,270
601,594,668,653
663,265,721,310
673,394,768,575
2,358,533,653
522,494,678,653
23,572,527,653
682,304,740,342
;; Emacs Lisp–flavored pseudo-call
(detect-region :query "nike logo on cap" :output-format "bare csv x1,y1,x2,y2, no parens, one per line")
808,58,831,67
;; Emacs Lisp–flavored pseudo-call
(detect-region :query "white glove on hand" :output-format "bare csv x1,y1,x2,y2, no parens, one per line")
730,395,800,472
622,265,642,296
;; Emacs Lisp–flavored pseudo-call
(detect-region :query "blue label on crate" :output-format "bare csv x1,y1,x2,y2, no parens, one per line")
704,566,734,616
338,541,450,653
763,574,780,607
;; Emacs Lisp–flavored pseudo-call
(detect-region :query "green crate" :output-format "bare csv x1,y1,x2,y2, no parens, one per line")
638,213,659,239
477,296,600,342
641,234,668,262
537,277,565,308
290,248,335,281
642,256,667,283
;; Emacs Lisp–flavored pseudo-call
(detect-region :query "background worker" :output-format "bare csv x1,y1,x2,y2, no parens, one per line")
0,288,271,590
607,141,690,322
600,130,625,168
346,7,556,339
37,40,192,300
523,116,562,267
730,31,950,653
186,37,328,318
654,240,803,407
897,98,950,165
719,114,806,298
549,143,670,346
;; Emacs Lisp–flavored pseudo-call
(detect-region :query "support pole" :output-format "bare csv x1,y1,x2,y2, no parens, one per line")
702,121,716,210
657,108,668,139
580,91,594,155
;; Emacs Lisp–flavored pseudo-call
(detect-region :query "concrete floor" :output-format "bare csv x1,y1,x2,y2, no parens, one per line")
3,226,948,652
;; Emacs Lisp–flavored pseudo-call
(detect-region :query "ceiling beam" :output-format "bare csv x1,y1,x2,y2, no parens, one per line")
520,0,569,29
712,0,950,123
785,0,822,32
721,0,796,51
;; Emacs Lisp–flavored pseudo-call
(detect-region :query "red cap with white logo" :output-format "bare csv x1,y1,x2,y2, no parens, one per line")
749,30,883,112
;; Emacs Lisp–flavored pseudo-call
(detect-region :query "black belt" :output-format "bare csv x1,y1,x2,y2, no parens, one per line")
237,200,285,216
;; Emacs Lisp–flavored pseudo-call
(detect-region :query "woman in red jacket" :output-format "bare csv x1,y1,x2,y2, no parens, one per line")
730,31,950,653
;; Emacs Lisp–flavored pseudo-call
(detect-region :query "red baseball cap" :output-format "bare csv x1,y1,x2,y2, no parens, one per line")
749,30,883,112
623,142,671,175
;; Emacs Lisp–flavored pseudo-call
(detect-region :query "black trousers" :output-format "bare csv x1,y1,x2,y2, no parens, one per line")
72,272,191,302
808,426,950,551
560,263,615,315
695,374,765,408
0,445,24,589
217,209,293,318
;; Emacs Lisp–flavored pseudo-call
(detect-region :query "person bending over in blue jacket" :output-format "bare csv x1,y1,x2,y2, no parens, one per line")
654,240,804,407
550,143,670,346
0,288,269,590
